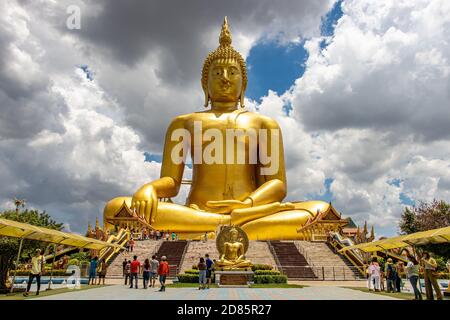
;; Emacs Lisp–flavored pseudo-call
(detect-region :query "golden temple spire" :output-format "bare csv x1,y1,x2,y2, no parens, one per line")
370,225,375,240
95,216,99,230
219,16,232,46
363,221,368,235
87,222,92,234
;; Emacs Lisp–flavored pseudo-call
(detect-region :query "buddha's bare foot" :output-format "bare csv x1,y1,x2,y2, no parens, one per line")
189,204,205,211
231,202,294,226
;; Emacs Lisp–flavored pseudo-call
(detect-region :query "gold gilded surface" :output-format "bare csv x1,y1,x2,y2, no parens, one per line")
215,226,252,270
103,17,335,240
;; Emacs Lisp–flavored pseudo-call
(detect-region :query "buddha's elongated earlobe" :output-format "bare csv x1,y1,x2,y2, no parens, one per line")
204,90,209,108
240,90,245,108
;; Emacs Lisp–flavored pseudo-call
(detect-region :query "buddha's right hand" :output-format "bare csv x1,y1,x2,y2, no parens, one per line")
130,184,158,223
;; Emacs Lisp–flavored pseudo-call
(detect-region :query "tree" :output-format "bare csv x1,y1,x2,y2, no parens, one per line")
0,209,63,292
398,206,419,235
398,199,450,259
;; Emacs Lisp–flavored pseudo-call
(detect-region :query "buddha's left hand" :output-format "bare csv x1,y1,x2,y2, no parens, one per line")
206,198,252,214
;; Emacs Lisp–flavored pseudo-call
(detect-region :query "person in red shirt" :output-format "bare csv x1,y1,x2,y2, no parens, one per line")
129,238,135,252
158,256,169,292
129,255,141,289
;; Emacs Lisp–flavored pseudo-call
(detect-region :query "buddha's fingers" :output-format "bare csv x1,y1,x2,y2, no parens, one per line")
144,200,151,223
150,190,158,224
135,201,141,217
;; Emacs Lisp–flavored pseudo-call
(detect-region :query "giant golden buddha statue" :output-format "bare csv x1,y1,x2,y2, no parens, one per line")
104,17,334,240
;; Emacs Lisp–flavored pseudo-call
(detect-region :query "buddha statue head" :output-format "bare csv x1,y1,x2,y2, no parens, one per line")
229,226,239,241
201,16,247,109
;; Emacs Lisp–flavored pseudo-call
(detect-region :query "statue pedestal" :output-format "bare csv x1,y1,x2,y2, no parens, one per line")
215,270,254,287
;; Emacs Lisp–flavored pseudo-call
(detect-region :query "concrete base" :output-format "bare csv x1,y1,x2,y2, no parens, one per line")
215,270,254,287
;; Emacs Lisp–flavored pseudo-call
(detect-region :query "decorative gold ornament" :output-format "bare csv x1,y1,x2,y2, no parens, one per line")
215,225,252,270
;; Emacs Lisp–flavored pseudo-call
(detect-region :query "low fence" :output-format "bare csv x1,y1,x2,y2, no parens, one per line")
277,265,365,281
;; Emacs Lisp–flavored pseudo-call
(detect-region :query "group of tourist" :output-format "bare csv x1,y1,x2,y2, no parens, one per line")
88,256,108,285
197,254,215,290
125,230,178,252
366,251,444,300
122,255,170,291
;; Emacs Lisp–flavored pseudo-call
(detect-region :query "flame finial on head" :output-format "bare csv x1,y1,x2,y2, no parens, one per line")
219,16,232,46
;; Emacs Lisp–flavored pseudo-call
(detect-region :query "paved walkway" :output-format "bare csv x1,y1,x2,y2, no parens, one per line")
35,285,399,300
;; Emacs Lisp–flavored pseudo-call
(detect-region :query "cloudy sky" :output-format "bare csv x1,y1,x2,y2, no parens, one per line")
1,0,449,237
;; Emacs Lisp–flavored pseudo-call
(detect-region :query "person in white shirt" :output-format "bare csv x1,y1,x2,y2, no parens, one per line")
367,258,381,292
23,249,45,296
405,255,422,300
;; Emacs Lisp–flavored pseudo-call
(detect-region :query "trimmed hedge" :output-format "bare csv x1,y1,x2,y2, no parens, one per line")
177,271,216,283
177,274,199,283
253,275,287,284
254,270,281,276
184,269,199,274
68,258,80,266
12,270,70,277
251,264,273,271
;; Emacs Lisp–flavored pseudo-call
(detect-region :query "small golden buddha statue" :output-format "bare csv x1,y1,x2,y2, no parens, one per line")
215,226,252,270
103,17,334,240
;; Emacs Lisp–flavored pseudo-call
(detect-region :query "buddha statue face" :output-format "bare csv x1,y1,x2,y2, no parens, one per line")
229,228,239,242
207,58,242,105
201,17,247,108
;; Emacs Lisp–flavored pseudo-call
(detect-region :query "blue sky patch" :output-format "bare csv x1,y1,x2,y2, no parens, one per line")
246,41,308,101
144,152,162,163
399,193,415,206
79,64,94,80
388,178,402,187
321,0,344,37
144,152,193,169
306,177,335,203
245,0,344,104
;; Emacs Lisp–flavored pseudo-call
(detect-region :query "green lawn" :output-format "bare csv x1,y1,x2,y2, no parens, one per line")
0,285,109,300
344,286,420,300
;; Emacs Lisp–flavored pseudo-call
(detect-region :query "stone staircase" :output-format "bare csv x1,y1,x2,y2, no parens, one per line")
179,240,277,273
294,241,364,280
154,240,188,277
269,241,316,279
106,240,161,277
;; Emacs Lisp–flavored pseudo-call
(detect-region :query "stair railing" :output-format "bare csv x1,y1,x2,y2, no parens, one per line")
267,241,283,274
177,240,189,275
327,235,365,276
295,243,315,267
98,228,130,266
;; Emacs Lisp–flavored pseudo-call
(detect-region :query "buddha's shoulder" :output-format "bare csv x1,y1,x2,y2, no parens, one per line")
166,113,195,126
243,112,281,128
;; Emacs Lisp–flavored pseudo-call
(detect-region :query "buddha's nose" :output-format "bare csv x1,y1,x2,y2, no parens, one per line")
221,70,230,82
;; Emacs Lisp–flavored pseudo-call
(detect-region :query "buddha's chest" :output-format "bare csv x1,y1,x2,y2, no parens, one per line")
226,243,242,254
185,114,260,133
